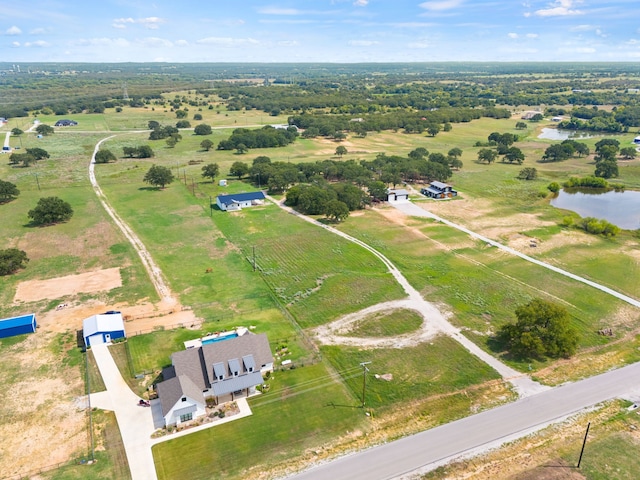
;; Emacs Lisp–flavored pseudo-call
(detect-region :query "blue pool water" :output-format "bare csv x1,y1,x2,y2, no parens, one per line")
202,333,238,345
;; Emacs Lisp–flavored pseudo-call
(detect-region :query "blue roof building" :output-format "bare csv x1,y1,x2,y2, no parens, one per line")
216,191,266,211
0,314,37,339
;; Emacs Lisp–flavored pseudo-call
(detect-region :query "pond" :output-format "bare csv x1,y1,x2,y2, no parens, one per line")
537,128,595,141
550,189,640,230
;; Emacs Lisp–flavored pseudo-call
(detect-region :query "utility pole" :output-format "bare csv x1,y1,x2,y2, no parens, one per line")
577,422,591,468
360,361,371,408
34,172,40,191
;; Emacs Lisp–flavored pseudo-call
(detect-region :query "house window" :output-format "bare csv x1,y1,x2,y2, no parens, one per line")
181,397,187,402
179,413,193,423
234,371,238,377
218,375,223,381
248,367,253,372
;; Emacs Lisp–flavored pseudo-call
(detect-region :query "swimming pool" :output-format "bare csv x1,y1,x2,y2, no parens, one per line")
202,333,238,345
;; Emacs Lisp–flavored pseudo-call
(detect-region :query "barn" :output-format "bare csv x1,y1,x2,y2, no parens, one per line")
83,312,126,347
0,314,37,339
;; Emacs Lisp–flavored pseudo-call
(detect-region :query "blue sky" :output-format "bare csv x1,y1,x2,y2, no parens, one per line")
3,0,640,63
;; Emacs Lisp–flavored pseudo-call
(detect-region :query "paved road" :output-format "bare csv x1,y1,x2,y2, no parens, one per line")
289,361,640,480
391,200,640,308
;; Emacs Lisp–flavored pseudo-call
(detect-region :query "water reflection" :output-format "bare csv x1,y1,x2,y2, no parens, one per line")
550,189,640,230
537,128,595,141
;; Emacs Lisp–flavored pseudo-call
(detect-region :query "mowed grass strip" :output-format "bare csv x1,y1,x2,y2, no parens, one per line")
347,308,423,337
322,336,501,411
153,363,364,480
212,204,406,328
338,209,630,369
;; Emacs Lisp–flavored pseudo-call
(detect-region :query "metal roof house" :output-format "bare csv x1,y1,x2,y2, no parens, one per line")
0,314,37,339
82,313,125,347
421,181,458,200
157,333,273,427
216,191,266,211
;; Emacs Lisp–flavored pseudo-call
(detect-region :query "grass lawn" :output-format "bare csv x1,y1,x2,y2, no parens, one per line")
153,363,365,480
348,308,423,337
338,208,632,374
321,336,502,410
0,131,155,318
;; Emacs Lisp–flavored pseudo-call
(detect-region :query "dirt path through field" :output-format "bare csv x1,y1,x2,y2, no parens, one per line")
85,135,199,329
89,136,174,304
267,195,548,397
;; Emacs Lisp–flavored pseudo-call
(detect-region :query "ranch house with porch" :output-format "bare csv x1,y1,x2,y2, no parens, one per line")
157,333,273,427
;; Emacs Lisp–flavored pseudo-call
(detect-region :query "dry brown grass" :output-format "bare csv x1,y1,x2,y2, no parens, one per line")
0,331,87,478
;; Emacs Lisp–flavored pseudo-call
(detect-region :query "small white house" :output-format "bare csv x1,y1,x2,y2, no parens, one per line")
219,179,227,187
83,312,126,347
216,191,266,211
157,375,207,427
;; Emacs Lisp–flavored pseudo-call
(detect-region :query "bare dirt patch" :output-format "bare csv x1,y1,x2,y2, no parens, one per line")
311,299,444,349
14,267,122,303
0,331,86,478
35,298,201,335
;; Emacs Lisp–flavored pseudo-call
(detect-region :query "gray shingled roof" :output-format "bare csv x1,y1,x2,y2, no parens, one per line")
157,333,273,412
201,333,273,386
170,346,209,390
157,374,205,416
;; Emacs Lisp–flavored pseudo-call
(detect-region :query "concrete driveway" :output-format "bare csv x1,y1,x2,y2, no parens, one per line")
90,344,158,480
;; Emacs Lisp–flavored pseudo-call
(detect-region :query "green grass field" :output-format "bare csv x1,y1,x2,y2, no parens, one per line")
3,104,640,480
153,363,364,480
347,308,423,337
322,336,501,410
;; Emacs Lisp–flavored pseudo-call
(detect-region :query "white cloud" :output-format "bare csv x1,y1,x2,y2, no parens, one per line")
11,41,20,47
72,37,131,48
526,33,539,38
258,7,301,15
278,40,299,46
112,17,165,29
196,37,260,47
138,17,165,29
175,39,189,47
29,28,48,35
419,0,464,12
535,0,584,17
570,24,594,31
408,41,430,48
139,37,173,48
6,26,22,35
24,40,50,47
353,0,369,6
508,32,519,39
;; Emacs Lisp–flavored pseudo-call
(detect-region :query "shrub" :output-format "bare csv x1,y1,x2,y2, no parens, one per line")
547,182,560,193
0,248,29,275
